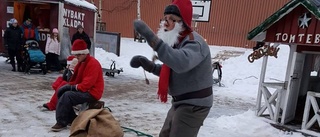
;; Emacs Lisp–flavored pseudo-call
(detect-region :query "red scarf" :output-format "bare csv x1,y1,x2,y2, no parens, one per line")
157,29,192,103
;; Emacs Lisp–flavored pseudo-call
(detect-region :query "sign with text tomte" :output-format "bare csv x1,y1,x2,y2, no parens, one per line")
265,5,320,45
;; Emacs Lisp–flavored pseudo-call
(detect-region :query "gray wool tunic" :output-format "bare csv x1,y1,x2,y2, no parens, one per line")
152,31,214,107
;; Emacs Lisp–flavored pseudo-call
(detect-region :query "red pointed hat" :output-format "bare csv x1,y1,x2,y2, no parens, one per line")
71,39,89,55
164,0,193,30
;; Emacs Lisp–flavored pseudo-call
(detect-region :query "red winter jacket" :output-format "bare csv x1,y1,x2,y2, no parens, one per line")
69,54,104,100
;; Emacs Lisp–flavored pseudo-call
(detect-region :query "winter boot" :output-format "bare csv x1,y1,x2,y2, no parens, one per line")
11,64,16,72
51,123,67,132
37,104,50,111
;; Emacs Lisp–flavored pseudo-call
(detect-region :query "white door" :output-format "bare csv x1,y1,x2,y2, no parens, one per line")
281,50,305,124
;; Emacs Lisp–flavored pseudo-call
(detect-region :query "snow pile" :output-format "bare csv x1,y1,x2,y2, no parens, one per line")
64,0,97,10
0,38,308,137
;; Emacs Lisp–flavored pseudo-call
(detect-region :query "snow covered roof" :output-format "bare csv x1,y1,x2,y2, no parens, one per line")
247,0,320,40
64,0,97,11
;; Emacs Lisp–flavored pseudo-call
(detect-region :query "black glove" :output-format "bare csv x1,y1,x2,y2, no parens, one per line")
134,20,160,50
130,55,155,72
62,69,69,81
57,84,77,98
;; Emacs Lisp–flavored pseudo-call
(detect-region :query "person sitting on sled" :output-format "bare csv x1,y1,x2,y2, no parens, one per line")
51,39,104,132
40,55,78,111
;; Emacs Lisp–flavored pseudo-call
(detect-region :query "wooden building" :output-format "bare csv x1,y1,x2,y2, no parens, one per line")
248,0,320,135
0,0,97,58
91,0,289,48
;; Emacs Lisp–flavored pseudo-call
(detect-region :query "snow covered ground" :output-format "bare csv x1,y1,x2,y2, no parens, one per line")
0,38,310,137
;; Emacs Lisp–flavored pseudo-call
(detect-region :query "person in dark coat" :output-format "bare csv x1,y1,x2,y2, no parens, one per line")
71,25,91,50
4,18,23,71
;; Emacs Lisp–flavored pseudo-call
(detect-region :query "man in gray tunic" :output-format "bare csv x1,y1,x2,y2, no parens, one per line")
130,0,213,136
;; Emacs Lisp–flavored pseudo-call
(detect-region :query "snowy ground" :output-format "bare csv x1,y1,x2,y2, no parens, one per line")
0,38,311,137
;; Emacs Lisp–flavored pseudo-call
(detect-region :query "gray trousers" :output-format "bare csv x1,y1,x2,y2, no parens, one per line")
159,104,211,137
56,91,96,126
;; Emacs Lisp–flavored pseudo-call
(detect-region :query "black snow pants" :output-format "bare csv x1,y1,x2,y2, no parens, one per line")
8,49,23,71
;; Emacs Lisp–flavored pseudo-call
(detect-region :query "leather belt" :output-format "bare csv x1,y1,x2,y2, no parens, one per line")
172,87,212,102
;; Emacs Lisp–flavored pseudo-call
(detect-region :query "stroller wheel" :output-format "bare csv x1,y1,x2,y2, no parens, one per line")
42,69,47,75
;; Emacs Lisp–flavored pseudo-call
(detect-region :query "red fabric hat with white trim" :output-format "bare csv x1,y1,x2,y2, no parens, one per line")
71,39,89,55
67,55,75,65
67,56,78,70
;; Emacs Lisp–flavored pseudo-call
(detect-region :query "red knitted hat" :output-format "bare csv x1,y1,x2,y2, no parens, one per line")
71,39,89,55
165,0,193,30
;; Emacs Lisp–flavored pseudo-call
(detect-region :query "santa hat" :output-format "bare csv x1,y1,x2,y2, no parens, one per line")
67,55,78,70
164,0,193,30
67,56,75,65
71,39,89,55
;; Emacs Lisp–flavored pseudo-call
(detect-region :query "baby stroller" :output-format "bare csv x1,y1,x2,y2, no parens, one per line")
22,40,47,74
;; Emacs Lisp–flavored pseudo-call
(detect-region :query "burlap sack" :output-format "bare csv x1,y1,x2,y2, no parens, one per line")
70,108,123,137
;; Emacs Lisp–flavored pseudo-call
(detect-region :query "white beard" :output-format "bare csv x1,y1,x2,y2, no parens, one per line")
157,21,184,47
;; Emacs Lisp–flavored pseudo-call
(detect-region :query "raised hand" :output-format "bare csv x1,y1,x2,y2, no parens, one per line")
133,19,160,49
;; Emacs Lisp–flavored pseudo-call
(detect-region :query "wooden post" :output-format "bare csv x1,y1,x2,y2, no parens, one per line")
137,0,141,20
274,89,282,122
256,54,268,116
